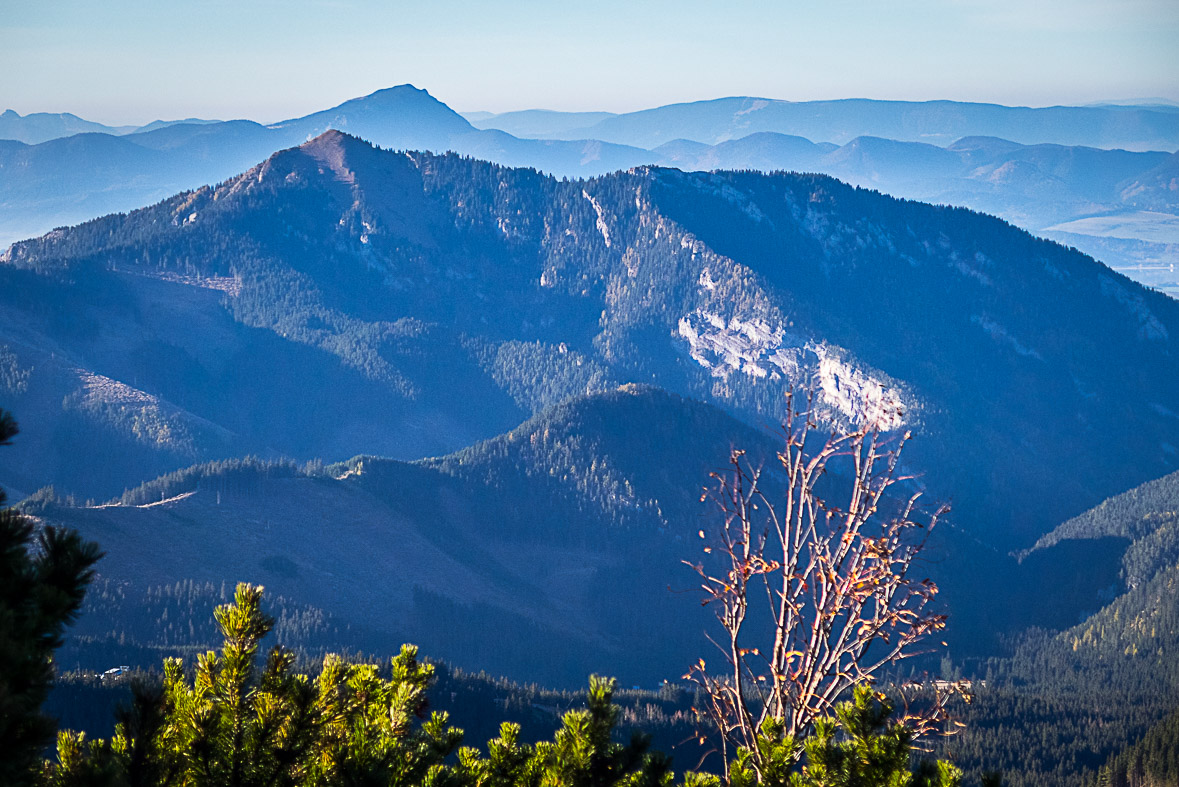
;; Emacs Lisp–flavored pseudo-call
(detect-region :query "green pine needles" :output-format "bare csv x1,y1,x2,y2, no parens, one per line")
38,584,981,787
42,584,465,787
688,687,968,787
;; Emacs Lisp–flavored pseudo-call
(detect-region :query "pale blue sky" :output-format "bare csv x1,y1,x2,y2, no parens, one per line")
3,0,1177,125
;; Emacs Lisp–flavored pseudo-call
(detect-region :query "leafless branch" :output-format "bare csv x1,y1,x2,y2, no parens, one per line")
685,387,949,782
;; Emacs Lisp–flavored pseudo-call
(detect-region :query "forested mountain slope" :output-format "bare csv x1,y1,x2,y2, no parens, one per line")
27,384,1083,688
939,467,1179,787
1030,468,1179,551
4,131,1178,548
1016,468,1179,690
26,387,781,684
1096,705,1179,787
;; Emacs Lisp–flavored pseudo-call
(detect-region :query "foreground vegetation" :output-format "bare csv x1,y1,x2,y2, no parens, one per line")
3,403,980,786
5,392,1177,785
37,583,970,787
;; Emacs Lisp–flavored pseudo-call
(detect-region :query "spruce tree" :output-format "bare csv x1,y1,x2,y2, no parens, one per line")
0,409,102,786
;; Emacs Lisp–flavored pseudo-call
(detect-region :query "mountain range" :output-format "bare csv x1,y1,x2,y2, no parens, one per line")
0,109,140,143
3,131,1176,545
0,87,651,248
3,87,1176,296
468,96,1179,150
3,92,1176,786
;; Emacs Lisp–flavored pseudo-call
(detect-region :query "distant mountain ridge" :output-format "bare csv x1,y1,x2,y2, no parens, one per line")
3,86,1176,296
272,84,476,146
0,109,137,143
472,96,1179,150
0,108,225,144
461,109,617,138
14,93,1176,151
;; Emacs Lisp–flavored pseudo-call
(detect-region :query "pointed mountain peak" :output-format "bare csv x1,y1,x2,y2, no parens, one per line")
259,130,434,245
246,128,383,182
360,83,435,100
331,84,471,127
269,84,472,151
301,127,364,149
294,130,379,180
282,83,468,125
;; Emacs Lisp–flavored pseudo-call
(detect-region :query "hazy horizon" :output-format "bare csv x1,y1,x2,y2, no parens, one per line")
5,87,1179,132
4,0,1176,126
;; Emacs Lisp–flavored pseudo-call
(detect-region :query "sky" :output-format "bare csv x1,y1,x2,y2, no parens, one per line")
2,0,1177,125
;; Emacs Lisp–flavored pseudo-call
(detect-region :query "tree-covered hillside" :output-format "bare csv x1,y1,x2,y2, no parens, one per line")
936,467,1179,787
1028,468,1179,585
4,132,1177,551
25,383,1132,696
27,387,785,685
1095,705,1179,787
